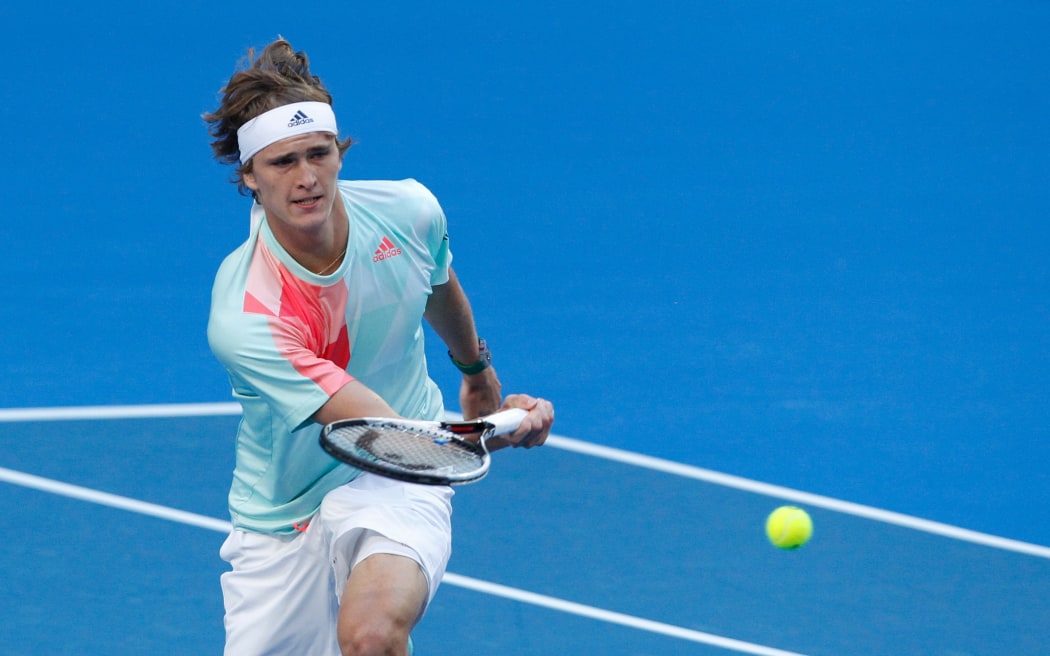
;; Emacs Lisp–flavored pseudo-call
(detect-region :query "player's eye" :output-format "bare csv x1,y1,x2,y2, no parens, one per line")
265,154,297,168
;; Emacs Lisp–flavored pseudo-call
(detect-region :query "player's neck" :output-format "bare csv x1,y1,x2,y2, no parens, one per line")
269,194,350,275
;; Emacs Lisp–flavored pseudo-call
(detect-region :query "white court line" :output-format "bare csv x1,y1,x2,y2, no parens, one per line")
0,466,232,533
442,572,806,656
2,402,1048,560
0,402,243,422
0,466,807,656
547,435,1050,560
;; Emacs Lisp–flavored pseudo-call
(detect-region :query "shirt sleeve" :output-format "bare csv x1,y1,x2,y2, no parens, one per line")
410,180,452,286
209,302,353,432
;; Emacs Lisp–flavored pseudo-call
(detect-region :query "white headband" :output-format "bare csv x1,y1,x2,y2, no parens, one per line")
236,101,339,164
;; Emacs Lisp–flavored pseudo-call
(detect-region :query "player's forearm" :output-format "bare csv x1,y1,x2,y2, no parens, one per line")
312,379,400,425
424,268,482,363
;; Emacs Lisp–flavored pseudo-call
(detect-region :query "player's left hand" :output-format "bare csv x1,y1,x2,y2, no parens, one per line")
499,394,554,448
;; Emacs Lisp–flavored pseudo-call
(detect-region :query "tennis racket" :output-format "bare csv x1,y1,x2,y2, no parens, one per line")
320,408,529,485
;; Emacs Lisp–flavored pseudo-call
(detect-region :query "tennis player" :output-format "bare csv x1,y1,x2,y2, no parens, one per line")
203,38,554,656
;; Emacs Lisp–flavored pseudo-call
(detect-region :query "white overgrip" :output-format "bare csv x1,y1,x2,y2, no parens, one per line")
484,408,529,436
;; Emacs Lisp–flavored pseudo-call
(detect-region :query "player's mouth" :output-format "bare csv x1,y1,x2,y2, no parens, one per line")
292,195,323,209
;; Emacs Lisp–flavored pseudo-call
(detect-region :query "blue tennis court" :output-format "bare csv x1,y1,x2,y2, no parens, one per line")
2,1,1048,654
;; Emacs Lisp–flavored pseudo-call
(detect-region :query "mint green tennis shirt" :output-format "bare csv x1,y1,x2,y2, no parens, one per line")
208,179,452,534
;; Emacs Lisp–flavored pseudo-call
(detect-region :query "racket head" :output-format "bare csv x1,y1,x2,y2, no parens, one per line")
320,418,490,485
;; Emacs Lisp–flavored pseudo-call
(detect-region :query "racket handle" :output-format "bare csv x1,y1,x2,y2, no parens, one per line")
484,408,529,436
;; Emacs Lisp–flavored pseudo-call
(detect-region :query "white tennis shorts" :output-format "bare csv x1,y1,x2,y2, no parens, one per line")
220,474,454,656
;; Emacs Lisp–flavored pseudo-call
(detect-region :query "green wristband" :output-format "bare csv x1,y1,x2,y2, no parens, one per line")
449,338,491,375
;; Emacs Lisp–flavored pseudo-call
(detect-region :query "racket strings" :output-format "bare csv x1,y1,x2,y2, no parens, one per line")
327,425,485,475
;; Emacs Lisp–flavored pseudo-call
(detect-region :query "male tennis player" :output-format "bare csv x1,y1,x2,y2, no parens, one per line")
203,38,554,656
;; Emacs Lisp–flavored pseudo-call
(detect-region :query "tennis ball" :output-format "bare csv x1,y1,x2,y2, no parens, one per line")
765,505,813,550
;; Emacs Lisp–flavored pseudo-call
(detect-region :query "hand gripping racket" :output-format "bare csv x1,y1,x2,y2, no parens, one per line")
320,408,528,485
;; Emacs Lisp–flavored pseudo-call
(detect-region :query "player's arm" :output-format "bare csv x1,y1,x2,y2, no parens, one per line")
312,379,400,427
424,267,503,420
424,269,554,448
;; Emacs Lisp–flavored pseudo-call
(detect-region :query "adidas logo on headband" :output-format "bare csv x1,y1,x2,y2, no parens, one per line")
237,101,339,164
288,110,314,128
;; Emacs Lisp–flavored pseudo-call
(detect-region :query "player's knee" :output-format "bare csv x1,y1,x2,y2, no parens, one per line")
338,621,409,656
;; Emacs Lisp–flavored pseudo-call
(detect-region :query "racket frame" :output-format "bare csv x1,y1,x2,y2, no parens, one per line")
320,409,527,486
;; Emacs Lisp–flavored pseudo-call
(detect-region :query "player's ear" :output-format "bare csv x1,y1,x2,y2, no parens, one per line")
243,170,258,192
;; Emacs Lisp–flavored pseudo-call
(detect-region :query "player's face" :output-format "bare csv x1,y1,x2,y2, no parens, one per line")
243,132,343,234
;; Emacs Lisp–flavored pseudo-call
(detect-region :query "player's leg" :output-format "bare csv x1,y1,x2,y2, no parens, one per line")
336,552,428,656
320,475,454,656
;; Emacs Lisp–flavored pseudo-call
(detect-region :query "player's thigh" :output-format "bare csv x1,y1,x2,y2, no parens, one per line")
321,474,453,606
338,552,430,637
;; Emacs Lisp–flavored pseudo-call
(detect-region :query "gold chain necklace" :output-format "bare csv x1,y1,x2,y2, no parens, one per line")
316,247,347,275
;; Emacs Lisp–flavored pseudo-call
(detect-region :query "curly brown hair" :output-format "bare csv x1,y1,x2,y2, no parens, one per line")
204,38,353,195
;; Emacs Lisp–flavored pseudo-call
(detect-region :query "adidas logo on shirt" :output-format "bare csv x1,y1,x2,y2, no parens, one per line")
373,236,403,262
287,110,314,127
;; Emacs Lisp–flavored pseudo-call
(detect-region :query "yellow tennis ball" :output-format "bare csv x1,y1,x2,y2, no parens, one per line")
765,506,813,550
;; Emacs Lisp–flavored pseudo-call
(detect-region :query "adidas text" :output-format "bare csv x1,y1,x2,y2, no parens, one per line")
373,248,403,262
374,236,404,262
288,110,314,128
